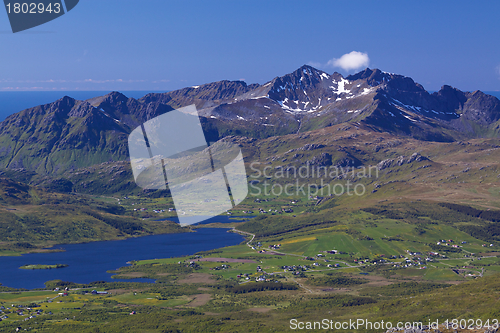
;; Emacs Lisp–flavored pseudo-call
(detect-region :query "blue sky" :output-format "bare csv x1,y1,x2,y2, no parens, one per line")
1,0,499,92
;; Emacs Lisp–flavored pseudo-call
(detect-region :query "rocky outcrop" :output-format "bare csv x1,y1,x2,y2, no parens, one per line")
300,144,326,151
377,153,430,170
307,153,332,166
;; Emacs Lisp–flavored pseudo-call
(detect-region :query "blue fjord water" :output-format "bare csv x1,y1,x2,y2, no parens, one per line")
0,228,244,290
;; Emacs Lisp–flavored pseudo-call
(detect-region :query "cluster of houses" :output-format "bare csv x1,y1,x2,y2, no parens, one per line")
246,238,492,277
299,254,345,268
436,239,466,248
248,242,272,253
210,264,230,271
389,250,439,269
254,208,294,214
178,261,201,269
436,239,496,249
353,258,375,264
237,273,251,280
250,241,261,251
131,208,175,213
0,288,114,324
253,198,285,203
250,241,275,253
247,198,298,214
55,288,108,296
255,274,279,282
305,255,324,261
237,271,282,282
0,306,8,321
236,267,282,282
325,250,347,255
0,304,50,322
282,265,310,273
253,265,281,282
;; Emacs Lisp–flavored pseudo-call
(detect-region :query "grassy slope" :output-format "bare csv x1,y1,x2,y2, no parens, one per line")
2,124,500,330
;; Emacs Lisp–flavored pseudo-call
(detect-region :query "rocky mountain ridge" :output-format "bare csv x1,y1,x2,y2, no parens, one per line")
0,65,499,174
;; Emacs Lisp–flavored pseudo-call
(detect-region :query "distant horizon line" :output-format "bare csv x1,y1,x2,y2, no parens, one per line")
1,89,499,93
0,90,170,92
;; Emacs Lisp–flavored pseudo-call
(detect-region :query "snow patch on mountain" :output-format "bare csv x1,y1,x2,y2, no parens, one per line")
336,78,350,94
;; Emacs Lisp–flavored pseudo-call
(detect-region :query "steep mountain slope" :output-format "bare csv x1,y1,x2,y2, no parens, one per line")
339,69,500,140
0,92,178,174
0,96,130,174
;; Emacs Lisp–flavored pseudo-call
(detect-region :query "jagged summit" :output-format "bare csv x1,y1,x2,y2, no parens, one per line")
263,65,346,112
346,68,387,83
232,65,349,112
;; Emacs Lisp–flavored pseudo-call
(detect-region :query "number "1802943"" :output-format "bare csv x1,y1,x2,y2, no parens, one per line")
5,2,61,14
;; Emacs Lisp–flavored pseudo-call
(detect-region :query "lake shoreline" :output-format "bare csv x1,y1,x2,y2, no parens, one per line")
0,216,253,258
0,228,192,257
0,227,245,289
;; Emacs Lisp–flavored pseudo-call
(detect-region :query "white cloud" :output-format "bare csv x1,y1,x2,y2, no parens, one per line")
327,51,370,72
496,65,500,77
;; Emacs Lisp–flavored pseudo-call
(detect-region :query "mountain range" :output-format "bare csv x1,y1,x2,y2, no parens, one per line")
0,65,499,177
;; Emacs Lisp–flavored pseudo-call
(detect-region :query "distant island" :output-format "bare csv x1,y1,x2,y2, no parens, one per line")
19,264,68,270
